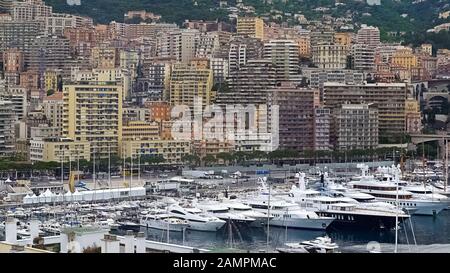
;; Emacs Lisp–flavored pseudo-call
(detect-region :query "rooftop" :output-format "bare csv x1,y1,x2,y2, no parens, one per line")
323,82,407,87
0,242,53,253
44,92,63,101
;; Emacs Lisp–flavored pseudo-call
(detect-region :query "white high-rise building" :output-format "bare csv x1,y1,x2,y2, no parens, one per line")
11,0,52,21
356,25,381,48
351,44,375,71
195,32,220,59
210,57,229,84
0,100,15,158
227,37,263,73
157,29,199,63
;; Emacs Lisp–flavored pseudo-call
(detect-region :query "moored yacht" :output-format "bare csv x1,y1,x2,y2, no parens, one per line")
402,184,449,202
287,173,410,230
349,165,448,216
167,204,226,232
218,199,270,227
431,181,450,198
193,200,256,224
140,213,189,232
240,193,334,230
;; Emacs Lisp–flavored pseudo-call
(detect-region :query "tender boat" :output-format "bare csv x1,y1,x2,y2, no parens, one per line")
277,236,339,253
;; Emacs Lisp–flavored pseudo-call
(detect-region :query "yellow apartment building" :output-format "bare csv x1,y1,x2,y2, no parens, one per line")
63,82,122,159
237,17,264,40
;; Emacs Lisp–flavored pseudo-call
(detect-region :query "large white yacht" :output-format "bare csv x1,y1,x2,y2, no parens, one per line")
402,184,449,202
431,181,450,198
348,165,448,216
218,199,270,227
238,179,334,230
287,173,410,230
167,204,226,232
140,213,189,232
191,200,256,224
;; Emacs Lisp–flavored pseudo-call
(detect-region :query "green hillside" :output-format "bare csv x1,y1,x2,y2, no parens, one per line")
45,0,449,31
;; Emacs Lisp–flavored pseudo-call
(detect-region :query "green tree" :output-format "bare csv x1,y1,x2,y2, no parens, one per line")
46,89,55,96
216,152,234,166
202,154,217,167
182,154,200,167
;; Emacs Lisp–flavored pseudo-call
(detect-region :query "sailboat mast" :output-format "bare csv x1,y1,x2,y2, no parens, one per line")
59,149,63,210
67,153,71,204
445,139,448,192
228,217,233,249
122,145,125,187
138,150,141,185
61,149,64,186
77,153,80,184
395,169,399,253
167,220,170,244
130,150,133,200
93,148,96,203
130,151,133,187
108,144,111,191
266,179,270,253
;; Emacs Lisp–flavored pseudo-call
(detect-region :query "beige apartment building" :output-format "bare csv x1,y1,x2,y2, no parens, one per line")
42,92,64,135
122,121,160,141
334,103,379,151
169,63,214,108
121,139,191,165
322,82,408,138
62,82,122,159
30,137,90,162
237,17,264,40
312,44,348,69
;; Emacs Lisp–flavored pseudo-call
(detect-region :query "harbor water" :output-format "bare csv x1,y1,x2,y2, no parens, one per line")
128,210,450,252
1,210,450,252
